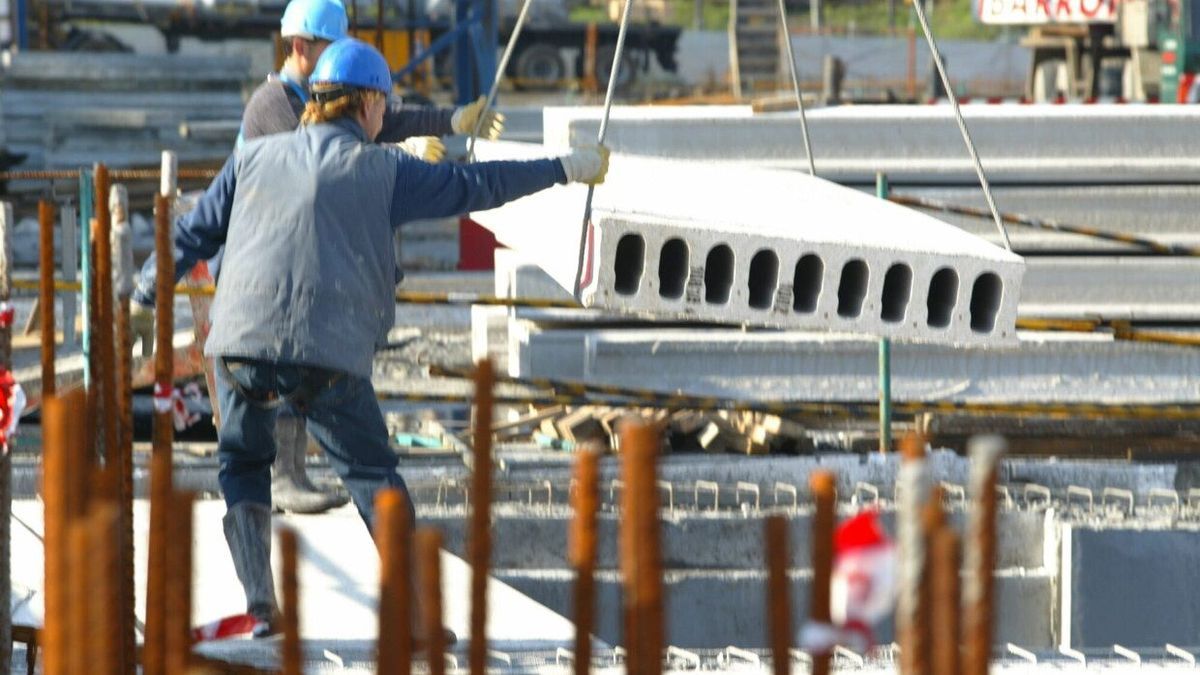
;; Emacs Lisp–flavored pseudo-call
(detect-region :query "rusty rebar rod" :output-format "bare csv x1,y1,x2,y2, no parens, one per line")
417,528,446,675
94,165,118,469
569,449,600,675
897,432,931,675
619,420,664,675
376,488,413,675
165,490,195,675
41,389,87,675
38,200,55,399
67,519,90,675
280,527,302,675
931,527,961,675
765,514,792,675
809,471,836,675
87,503,121,675
470,359,495,675
112,181,137,675
964,436,1005,675
143,190,176,675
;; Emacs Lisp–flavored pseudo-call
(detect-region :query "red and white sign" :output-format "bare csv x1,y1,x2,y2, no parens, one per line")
977,0,1117,25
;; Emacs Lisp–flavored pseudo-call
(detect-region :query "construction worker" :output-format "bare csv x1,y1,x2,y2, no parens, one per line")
232,0,504,515
130,38,607,638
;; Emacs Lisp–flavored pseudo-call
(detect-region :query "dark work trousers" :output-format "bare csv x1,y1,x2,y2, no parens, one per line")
214,356,414,530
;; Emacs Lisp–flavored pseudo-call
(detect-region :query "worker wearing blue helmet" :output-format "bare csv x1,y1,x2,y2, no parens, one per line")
131,38,607,638
240,0,502,148
223,0,504,517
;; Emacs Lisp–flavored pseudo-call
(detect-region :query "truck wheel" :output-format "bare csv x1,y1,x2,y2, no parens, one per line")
596,43,637,92
1032,59,1067,102
513,44,567,90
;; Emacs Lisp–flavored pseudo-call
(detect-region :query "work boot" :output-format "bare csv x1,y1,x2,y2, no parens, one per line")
271,415,350,514
223,502,280,639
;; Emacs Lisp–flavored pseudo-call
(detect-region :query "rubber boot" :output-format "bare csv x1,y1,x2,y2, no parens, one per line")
223,502,280,639
271,415,350,514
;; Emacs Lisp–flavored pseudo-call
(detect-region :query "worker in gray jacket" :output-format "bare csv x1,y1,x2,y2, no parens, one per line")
132,37,606,638
238,0,503,515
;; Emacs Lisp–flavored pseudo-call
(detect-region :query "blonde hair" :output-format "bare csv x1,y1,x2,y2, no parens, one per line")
300,87,383,125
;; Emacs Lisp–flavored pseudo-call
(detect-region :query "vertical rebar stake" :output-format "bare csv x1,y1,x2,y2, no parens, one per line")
93,164,117,469
619,421,664,675
110,182,137,673
38,200,55,398
165,491,195,675
897,432,930,675
765,515,792,675
41,389,87,675
931,527,961,675
469,358,495,675
144,191,176,675
280,527,302,675
87,504,121,675
809,471,835,675
569,449,600,675
964,435,1005,675
376,488,413,675
417,528,446,675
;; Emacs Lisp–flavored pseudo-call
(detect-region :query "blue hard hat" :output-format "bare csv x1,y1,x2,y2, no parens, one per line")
311,38,393,94
280,0,348,41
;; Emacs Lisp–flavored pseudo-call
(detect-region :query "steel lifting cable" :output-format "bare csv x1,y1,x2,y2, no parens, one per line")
908,0,1012,251
775,0,816,176
570,0,636,300
466,0,537,161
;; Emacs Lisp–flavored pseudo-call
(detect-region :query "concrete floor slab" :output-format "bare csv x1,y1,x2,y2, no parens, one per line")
472,141,1023,346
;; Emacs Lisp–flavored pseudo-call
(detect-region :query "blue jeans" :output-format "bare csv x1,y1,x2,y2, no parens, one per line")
215,356,411,530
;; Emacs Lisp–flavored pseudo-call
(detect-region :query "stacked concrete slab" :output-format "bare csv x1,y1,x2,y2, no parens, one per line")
472,141,1024,346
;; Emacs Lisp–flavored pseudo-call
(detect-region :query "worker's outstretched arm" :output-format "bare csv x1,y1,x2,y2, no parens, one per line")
132,153,238,308
376,95,456,143
390,145,607,225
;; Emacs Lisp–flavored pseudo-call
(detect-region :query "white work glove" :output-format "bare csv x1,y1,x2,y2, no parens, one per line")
130,301,155,356
394,136,447,163
451,96,505,140
559,145,610,185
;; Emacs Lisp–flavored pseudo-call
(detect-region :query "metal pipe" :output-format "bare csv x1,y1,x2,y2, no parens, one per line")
469,359,495,675
0,200,12,674
876,173,892,454
571,0,636,299
375,488,413,675
417,528,446,675
569,449,600,675
38,200,55,399
808,471,835,675
78,169,93,389
765,514,792,675
280,527,302,675
964,435,1005,675
60,203,77,348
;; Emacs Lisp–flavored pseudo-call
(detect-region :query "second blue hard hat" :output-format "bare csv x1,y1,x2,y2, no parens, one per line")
280,0,348,41
311,38,393,94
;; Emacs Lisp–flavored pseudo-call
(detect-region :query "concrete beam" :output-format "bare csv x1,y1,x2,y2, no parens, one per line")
543,105,1200,185
496,568,1054,649
512,322,1200,404
472,141,1024,346
1061,526,1200,649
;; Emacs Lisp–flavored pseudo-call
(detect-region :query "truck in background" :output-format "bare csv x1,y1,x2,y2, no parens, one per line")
976,0,1200,101
0,0,679,92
